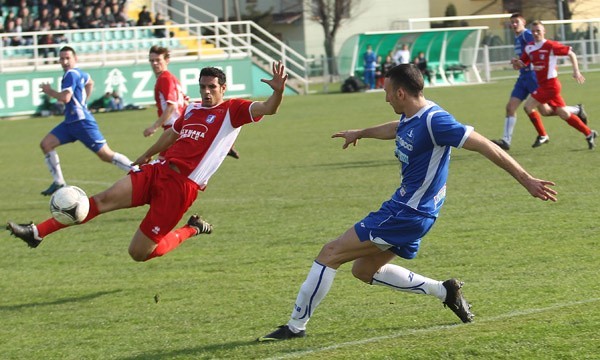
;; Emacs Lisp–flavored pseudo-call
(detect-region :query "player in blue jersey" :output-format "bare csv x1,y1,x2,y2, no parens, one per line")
490,13,587,150
258,64,557,341
38,46,135,196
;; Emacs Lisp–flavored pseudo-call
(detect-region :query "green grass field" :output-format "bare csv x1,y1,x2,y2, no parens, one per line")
1,73,599,359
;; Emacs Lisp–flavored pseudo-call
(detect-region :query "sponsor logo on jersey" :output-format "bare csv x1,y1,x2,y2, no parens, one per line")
433,185,446,206
397,134,414,151
395,148,409,164
180,124,209,140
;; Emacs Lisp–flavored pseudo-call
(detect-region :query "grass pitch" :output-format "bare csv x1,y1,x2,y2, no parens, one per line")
0,73,599,359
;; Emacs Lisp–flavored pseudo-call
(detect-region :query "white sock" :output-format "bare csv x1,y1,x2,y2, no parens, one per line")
287,261,337,332
503,116,516,144
371,264,446,301
565,105,578,115
112,152,134,171
44,150,65,185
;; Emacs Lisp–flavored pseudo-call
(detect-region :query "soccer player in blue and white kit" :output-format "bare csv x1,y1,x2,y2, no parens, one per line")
258,64,557,341
490,13,586,150
39,46,135,196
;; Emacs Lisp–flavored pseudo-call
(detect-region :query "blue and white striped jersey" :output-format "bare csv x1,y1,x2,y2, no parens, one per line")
392,101,473,217
61,68,94,123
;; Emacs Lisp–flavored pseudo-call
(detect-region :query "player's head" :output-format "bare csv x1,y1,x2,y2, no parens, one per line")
58,46,77,71
509,13,526,34
198,67,227,106
149,45,170,76
530,20,545,41
384,64,424,113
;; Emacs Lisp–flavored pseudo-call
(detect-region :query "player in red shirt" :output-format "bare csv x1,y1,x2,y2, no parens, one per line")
517,20,597,149
7,61,288,262
145,45,240,159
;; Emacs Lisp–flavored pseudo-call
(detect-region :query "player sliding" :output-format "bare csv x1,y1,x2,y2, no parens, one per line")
7,62,288,262
258,64,557,341
38,46,135,196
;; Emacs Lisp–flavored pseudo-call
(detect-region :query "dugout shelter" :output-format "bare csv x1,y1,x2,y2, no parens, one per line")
338,26,488,86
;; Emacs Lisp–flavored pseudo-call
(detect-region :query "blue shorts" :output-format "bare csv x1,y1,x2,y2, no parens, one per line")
511,71,538,101
354,199,436,260
50,120,107,153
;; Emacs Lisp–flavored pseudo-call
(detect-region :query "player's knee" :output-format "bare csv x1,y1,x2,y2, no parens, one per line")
351,263,374,283
128,247,148,262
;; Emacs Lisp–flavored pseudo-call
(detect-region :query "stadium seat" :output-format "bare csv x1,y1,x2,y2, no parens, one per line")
72,32,83,42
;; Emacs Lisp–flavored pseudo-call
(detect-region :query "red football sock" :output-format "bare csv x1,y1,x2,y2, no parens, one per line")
145,226,197,261
37,197,100,238
527,111,547,136
565,114,591,136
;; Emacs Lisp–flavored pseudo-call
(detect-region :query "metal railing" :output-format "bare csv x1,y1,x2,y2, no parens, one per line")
0,21,310,93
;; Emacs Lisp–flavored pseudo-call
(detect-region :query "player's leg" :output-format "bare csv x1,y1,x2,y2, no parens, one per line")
491,77,528,150
554,106,597,149
75,120,134,171
523,96,549,147
128,163,211,262
40,131,68,196
7,175,134,248
258,226,381,342
95,144,134,171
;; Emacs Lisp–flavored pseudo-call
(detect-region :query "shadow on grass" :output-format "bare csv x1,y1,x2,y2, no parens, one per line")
119,340,260,360
0,289,122,311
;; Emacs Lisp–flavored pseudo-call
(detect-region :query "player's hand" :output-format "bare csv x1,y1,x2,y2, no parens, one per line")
332,130,361,149
260,61,288,93
525,178,557,202
573,71,585,84
39,82,52,94
143,126,157,137
132,155,152,166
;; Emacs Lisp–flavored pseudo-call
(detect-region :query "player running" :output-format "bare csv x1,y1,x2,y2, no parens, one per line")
38,46,135,196
490,13,588,151
7,62,288,262
516,20,597,149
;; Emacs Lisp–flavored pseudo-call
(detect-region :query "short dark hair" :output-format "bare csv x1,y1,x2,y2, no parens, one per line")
149,45,170,60
199,67,226,85
510,13,525,22
385,64,424,97
60,46,76,55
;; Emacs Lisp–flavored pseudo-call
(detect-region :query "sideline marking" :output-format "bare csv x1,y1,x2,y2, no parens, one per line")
265,297,600,359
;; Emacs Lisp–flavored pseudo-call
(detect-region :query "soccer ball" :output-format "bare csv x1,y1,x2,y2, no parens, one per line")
49,186,90,225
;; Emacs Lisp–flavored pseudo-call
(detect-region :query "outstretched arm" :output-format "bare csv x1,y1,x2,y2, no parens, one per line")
462,131,557,201
567,50,585,84
331,120,399,149
250,61,288,118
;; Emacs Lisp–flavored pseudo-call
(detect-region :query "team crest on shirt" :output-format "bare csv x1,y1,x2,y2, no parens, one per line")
206,114,216,124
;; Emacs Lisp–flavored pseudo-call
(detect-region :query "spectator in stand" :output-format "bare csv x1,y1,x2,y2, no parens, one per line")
137,5,152,27
18,7,34,32
50,7,62,24
4,10,17,31
90,6,105,28
51,18,68,44
153,12,167,38
111,3,129,27
64,9,80,30
4,20,23,47
381,54,395,79
38,7,52,24
79,6,96,29
38,0,53,16
38,20,57,61
102,5,116,27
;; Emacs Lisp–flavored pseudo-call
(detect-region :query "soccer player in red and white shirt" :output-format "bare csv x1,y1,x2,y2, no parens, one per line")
517,20,597,149
7,61,288,262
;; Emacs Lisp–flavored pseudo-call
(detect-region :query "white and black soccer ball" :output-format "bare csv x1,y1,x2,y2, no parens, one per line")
49,186,90,225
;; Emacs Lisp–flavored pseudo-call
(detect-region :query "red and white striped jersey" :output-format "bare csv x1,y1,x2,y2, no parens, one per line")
165,98,262,189
521,39,571,86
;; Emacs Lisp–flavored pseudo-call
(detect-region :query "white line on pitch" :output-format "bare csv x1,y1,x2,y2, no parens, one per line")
264,297,600,360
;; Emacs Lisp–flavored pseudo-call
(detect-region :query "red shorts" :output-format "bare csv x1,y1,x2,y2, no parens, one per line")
531,80,565,108
130,160,200,243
